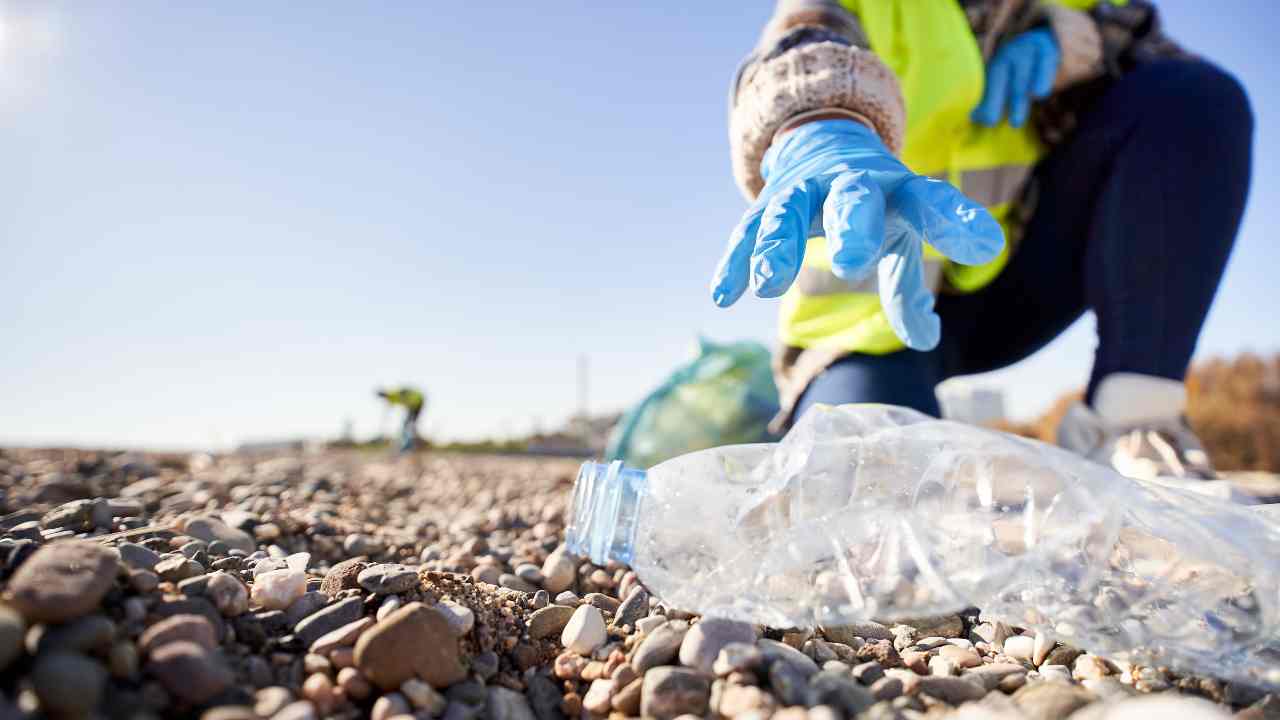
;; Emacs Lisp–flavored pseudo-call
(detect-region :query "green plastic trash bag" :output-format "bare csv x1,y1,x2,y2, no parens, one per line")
604,337,780,468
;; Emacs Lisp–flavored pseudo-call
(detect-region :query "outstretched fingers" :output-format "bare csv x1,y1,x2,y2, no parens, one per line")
971,58,1010,127
750,180,820,298
877,220,941,351
822,170,887,283
892,176,1005,267
711,206,764,307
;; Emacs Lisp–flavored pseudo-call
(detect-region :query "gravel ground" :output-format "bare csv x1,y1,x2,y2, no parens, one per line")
0,447,1275,720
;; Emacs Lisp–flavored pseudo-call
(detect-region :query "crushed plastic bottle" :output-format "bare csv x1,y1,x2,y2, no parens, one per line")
566,404,1280,689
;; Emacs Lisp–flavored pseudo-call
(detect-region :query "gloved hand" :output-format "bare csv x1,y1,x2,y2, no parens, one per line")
710,119,1004,351
971,28,1060,128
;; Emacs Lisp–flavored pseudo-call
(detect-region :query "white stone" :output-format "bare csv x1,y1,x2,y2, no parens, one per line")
1033,630,1054,666
561,604,607,656
437,600,475,637
1003,635,1034,662
251,568,307,611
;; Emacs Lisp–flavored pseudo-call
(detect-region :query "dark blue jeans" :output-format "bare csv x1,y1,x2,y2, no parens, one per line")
795,59,1253,421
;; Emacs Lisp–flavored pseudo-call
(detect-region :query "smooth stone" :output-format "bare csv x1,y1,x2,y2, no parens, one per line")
514,563,544,585
1086,695,1231,719
255,686,295,716
486,686,537,720
206,571,250,616
294,596,363,647
118,542,161,571
185,516,255,554
852,661,885,685
284,592,329,626
6,541,119,623
1033,630,1055,666
869,677,904,702
527,605,575,640
679,617,755,674
712,642,764,676
916,675,987,704
354,602,466,690
358,564,419,595
540,548,576,594
560,604,606,656
641,667,711,720
403,677,449,714
272,700,318,720
822,622,893,644
1011,680,1096,718
28,613,115,655
936,644,981,668
310,617,374,655
758,638,821,677
499,573,538,593
1039,664,1072,683
436,600,475,637
631,621,689,673
807,671,875,717
614,586,650,628
1004,635,1035,662
769,659,809,706
898,614,964,638
139,614,218,654
33,651,107,717
147,640,235,704
964,663,1029,691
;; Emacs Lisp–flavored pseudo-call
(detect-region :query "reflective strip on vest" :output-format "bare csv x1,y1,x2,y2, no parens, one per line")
795,258,945,297
959,164,1032,208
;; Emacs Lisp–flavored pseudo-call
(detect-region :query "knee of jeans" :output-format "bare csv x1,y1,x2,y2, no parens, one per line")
1133,60,1254,140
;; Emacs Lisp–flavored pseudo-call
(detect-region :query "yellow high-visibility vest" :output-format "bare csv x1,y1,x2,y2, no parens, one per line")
780,0,1107,354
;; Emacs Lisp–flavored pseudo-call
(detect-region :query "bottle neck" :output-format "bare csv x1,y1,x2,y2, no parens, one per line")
565,460,647,566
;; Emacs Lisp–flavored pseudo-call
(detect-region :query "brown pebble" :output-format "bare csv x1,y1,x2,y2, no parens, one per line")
337,667,371,701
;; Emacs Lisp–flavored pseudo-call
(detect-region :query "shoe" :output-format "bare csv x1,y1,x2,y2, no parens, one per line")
1057,373,1215,480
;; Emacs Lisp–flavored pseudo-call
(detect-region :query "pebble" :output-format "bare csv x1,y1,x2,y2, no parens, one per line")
936,644,981,668
713,642,764,676
354,602,466,690
823,622,894,644
487,686,537,720
295,596,363,647
631,621,689,672
320,558,369,597
901,614,964,638
759,638,820,677
1011,680,1096,717
560,604,606,656
614,586,650,628
33,651,107,718
371,693,411,720
540,548,577,593
185,515,256,554
284,592,329,626
255,687,295,717
916,676,987,704
809,670,875,717
679,617,756,674
253,567,308,611
641,667,711,720
206,571,251,616
527,605,575,640
139,614,218,654
1073,654,1113,681
377,595,403,621
337,667,371,701
403,677,449,714
147,640,235,704
554,591,580,607
500,573,539,593
272,700,318,720
869,677,903,701
1039,664,1073,683
0,605,25,671
358,563,420,595
302,673,337,714
6,541,119,623
310,617,374,655
1004,635,1035,662
118,541,161,570
1033,630,1055,666
436,600,475,637
28,613,115,655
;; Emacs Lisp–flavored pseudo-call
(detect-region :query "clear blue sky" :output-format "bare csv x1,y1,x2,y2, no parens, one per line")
2,1,1277,450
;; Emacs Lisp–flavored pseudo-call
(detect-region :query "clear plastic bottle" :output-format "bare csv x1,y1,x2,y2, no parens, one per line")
566,404,1280,689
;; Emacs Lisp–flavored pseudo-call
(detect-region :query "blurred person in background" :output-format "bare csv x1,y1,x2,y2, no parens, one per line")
712,0,1252,479
376,386,425,453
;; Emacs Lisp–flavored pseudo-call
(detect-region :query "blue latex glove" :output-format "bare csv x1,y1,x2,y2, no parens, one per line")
710,119,1004,351
971,28,1060,128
